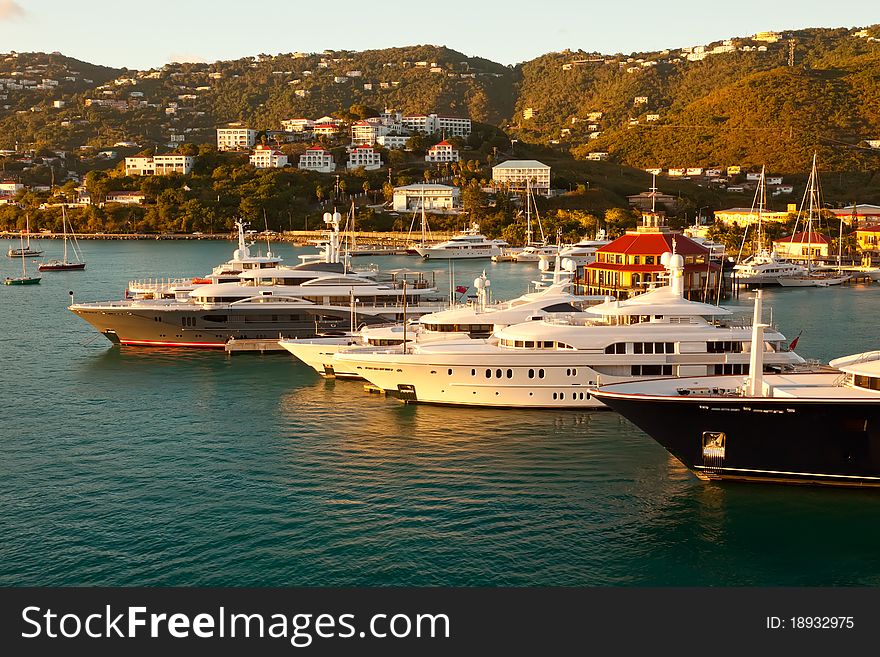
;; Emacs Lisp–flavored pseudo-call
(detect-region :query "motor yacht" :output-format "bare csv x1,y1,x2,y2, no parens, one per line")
333,252,805,408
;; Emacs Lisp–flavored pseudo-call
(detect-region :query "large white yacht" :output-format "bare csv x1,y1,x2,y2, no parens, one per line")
279,263,605,378
126,220,287,300
332,252,806,408
69,213,445,348
413,223,507,259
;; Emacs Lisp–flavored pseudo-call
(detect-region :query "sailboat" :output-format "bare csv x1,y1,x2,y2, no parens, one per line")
38,204,86,271
732,167,806,285
4,232,41,285
512,178,557,262
777,154,850,287
6,214,43,257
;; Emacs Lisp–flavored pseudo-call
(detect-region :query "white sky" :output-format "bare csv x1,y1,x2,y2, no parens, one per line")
1,0,878,69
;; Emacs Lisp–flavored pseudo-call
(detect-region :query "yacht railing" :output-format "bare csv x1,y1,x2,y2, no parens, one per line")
128,277,195,289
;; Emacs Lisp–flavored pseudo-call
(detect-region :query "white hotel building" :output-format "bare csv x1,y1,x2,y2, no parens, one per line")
217,127,257,151
346,146,382,171
491,160,551,195
298,146,336,173
125,155,195,176
401,113,471,138
392,183,460,212
250,144,288,169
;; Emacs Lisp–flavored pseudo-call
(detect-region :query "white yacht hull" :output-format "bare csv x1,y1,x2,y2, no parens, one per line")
777,274,851,287
414,245,502,259
279,337,362,377
335,348,804,409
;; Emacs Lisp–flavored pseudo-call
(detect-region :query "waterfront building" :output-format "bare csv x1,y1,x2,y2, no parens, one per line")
297,146,335,173
584,210,720,300
856,225,880,252
830,204,880,226
216,127,257,151
772,231,831,261
346,146,382,171
392,183,459,212
250,144,288,169
491,160,551,195
425,140,459,163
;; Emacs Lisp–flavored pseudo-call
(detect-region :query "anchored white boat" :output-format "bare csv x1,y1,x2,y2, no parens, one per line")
280,260,605,378
413,223,507,260
333,252,805,408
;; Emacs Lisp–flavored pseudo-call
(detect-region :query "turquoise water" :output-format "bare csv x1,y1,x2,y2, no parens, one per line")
3,239,880,586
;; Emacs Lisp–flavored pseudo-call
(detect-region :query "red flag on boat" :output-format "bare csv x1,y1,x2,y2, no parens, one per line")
455,285,468,294
788,330,803,351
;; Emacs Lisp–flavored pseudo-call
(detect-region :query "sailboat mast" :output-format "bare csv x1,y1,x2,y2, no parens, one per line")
62,204,68,263
525,179,532,245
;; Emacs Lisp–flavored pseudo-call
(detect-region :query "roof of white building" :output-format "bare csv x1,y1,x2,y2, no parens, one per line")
493,159,549,169
394,183,458,193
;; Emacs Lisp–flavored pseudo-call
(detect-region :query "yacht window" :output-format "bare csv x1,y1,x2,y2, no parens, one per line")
471,369,476,376
538,369,545,379
496,369,503,378
541,303,579,313
448,368,453,375
525,341,535,348
506,369,513,379
485,369,491,379
528,369,535,379
854,375,880,391
543,341,554,349
515,340,524,348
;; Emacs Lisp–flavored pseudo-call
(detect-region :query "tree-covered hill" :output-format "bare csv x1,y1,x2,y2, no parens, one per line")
2,26,880,172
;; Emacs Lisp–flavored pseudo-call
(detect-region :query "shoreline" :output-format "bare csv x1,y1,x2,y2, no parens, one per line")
0,230,455,245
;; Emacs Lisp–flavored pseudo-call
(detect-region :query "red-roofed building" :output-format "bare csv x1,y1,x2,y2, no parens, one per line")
772,231,831,261
585,211,721,300
298,146,335,173
346,145,382,171
425,140,459,163
250,143,288,169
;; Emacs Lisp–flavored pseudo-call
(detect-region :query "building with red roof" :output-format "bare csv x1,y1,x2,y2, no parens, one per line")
298,146,335,173
425,139,459,163
585,211,721,300
249,143,288,169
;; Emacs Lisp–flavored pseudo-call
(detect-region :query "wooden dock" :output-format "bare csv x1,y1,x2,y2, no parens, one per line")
224,338,286,354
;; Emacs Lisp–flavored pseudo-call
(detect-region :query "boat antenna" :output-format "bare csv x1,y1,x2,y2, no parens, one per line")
744,289,769,397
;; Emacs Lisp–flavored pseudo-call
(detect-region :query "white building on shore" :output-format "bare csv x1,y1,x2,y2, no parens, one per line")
298,146,336,173
491,159,551,195
392,183,460,212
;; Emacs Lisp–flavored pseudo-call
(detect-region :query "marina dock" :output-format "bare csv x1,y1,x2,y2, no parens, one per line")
224,338,287,354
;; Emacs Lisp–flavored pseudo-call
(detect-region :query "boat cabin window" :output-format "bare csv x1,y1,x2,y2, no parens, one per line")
707,340,744,354
633,342,675,354
605,342,626,354
854,375,880,391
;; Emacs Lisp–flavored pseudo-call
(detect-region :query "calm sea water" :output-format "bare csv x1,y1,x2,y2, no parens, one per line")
3,238,880,586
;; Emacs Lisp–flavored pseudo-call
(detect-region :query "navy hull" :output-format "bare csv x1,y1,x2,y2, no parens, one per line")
594,394,880,487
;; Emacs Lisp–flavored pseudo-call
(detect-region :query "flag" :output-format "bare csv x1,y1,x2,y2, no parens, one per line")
455,285,468,294
788,330,803,351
